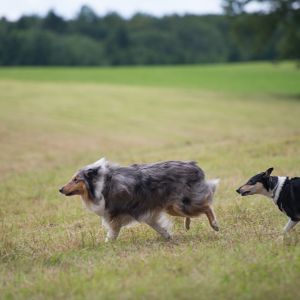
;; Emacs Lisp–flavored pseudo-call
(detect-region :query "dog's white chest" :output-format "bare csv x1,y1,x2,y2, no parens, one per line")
82,197,106,216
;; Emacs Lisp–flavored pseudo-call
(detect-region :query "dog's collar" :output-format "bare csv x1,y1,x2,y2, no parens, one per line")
272,176,287,203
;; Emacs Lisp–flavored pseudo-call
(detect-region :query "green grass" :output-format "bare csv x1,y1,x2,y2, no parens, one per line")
0,62,300,300
0,61,299,95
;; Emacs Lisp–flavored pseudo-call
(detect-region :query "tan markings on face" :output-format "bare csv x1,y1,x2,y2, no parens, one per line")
61,176,86,196
239,182,266,195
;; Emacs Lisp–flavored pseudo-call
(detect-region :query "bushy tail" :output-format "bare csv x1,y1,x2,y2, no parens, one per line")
207,179,220,194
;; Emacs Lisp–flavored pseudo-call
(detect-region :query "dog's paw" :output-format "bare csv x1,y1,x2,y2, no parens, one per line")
211,221,220,232
184,218,191,231
105,236,117,243
163,233,172,240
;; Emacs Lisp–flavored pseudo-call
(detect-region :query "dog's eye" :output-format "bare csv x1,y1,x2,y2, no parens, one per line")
74,178,79,183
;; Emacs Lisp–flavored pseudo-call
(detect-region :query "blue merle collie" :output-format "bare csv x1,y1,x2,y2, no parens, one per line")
236,167,300,234
59,158,220,242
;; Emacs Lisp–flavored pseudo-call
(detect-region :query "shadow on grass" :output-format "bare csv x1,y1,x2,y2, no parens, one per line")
273,93,300,101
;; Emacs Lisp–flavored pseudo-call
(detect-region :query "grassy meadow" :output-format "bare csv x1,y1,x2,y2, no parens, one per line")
0,62,300,300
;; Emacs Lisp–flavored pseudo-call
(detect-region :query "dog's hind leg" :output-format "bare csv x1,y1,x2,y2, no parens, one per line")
148,222,171,239
145,213,172,239
205,206,219,231
283,218,298,234
184,217,191,230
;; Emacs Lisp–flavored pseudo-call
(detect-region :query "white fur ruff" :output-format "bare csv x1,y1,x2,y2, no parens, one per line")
273,176,287,203
82,196,106,216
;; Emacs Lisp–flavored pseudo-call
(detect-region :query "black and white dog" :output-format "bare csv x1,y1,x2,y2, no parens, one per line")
236,167,300,234
59,158,220,242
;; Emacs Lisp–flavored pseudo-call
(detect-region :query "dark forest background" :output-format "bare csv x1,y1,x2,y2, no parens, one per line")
0,0,299,66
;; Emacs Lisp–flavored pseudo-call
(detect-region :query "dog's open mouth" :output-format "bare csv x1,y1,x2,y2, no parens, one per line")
241,191,251,196
65,191,78,196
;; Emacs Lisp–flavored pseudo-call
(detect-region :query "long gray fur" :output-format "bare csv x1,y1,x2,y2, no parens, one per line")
61,158,219,241
81,160,213,220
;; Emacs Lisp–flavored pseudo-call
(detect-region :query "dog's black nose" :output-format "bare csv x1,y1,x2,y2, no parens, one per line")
236,188,240,194
59,187,64,194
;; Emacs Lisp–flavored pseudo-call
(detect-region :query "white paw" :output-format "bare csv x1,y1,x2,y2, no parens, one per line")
105,236,116,243
163,232,172,240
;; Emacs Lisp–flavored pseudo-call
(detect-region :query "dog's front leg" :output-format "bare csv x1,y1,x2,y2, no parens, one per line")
105,226,121,242
102,218,121,242
283,218,298,234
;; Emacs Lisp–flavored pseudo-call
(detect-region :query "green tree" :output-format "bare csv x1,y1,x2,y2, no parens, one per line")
222,0,300,60
43,10,66,33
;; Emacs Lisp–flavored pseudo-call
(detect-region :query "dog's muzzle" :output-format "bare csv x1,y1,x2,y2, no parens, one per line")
59,187,77,196
236,188,244,195
236,188,250,196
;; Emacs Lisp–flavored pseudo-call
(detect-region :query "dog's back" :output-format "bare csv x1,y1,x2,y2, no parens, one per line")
102,161,214,219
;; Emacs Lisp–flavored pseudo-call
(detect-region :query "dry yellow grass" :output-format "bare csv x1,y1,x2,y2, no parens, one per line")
0,64,300,299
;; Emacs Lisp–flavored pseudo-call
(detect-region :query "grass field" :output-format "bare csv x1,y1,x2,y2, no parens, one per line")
0,62,300,300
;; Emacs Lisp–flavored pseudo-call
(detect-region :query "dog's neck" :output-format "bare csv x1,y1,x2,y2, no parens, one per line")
269,176,287,203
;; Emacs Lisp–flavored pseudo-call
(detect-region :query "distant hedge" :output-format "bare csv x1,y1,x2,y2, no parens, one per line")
0,5,297,66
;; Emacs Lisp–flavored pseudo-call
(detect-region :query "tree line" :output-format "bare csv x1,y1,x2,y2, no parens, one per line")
0,1,299,66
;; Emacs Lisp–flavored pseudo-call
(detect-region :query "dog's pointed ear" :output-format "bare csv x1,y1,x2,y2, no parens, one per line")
84,157,106,176
85,168,99,178
94,157,106,167
264,167,274,177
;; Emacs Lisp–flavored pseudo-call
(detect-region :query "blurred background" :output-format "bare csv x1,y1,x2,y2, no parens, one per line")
0,0,299,66
1,2,300,299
